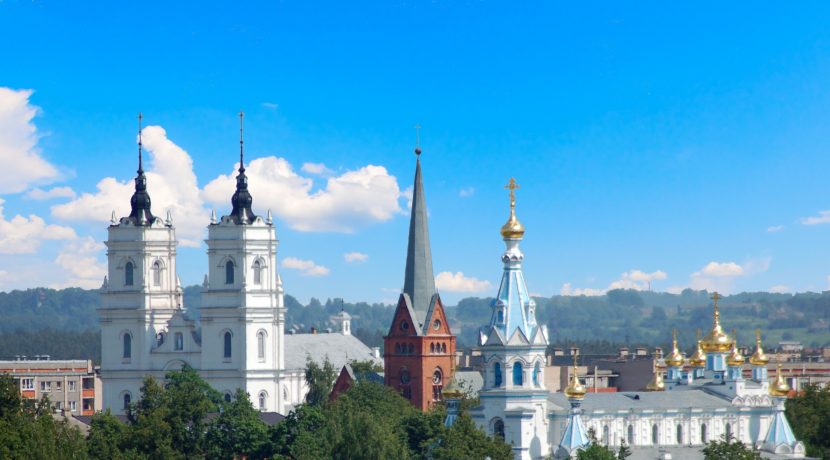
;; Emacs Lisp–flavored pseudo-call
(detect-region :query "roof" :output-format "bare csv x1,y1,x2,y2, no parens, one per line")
284,332,381,371
548,388,733,413
402,155,436,327
454,370,484,396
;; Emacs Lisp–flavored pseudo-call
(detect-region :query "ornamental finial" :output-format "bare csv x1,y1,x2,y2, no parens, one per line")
239,111,245,173
137,112,144,175
414,124,421,156
500,178,525,239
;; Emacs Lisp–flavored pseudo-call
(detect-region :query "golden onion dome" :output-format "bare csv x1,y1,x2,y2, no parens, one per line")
701,292,733,353
749,330,770,366
665,330,686,367
769,363,790,397
500,178,525,239
726,341,745,367
564,354,587,399
442,375,464,400
688,339,707,368
646,367,665,391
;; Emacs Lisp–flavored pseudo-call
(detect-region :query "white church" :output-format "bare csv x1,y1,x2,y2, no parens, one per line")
98,117,380,414
470,183,806,459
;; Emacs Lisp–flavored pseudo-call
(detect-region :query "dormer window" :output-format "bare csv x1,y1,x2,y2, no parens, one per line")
225,260,234,284
152,261,161,286
125,262,134,286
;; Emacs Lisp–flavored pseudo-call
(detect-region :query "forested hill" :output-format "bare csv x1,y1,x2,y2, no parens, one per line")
1,287,829,362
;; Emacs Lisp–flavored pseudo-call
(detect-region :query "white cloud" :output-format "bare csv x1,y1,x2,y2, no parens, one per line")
559,282,605,296
561,269,667,296
801,210,830,225
0,87,60,193
282,257,330,276
435,271,492,293
301,162,333,175
459,187,475,198
52,236,106,289
696,261,744,277
0,198,77,254
53,126,208,247
203,157,404,233
343,252,368,263
26,186,76,200
262,102,279,110
688,259,769,293
769,284,790,294
767,225,784,233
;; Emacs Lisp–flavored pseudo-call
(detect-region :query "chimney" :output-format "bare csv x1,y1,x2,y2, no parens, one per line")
619,347,629,359
636,347,647,357
553,348,564,357
311,327,317,335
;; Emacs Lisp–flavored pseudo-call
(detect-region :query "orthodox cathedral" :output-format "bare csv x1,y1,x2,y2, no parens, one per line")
469,185,806,459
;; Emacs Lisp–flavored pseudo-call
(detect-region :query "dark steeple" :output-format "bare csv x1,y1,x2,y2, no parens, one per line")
402,142,436,319
228,111,257,224
127,113,154,226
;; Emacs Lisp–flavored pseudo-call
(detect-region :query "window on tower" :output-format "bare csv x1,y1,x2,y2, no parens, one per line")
152,261,161,286
512,362,523,386
257,330,266,361
225,260,234,284
493,418,505,439
652,424,659,445
676,424,683,444
123,392,131,410
258,391,267,411
125,262,134,286
533,362,541,387
253,260,262,285
174,332,184,351
494,362,503,387
123,333,132,360
431,368,443,401
223,331,232,359
700,423,707,443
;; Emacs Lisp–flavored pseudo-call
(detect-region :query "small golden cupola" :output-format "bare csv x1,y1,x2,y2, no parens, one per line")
688,330,707,368
564,354,587,400
769,363,790,397
500,178,525,239
750,329,770,366
665,329,686,367
646,363,665,391
726,339,745,367
701,292,733,353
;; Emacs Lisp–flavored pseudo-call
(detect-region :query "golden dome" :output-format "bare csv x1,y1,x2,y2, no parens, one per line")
646,366,665,391
701,292,733,353
500,178,525,239
749,329,770,366
564,354,587,399
769,363,790,397
688,338,707,368
442,375,464,400
665,330,686,368
726,341,745,367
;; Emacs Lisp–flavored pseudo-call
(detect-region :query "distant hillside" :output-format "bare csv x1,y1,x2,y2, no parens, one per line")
0,286,828,362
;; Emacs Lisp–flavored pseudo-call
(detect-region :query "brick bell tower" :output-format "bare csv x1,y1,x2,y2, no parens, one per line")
384,143,456,411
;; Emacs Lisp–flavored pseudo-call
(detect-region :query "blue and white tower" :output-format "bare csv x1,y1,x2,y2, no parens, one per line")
749,330,770,381
700,292,732,381
554,354,590,459
761,364,805,456
471,178,550,460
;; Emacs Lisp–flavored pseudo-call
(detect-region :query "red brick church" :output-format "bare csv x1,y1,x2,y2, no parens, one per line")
383,147,456,411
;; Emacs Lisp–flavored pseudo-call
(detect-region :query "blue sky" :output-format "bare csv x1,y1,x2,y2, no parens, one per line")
3,1,830,304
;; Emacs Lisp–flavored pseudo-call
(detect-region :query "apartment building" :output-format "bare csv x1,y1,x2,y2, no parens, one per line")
0,356,101,416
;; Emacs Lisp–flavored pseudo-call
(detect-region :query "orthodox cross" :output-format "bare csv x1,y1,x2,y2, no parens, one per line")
137,112,143,174
505,178,520,209
239,111,245,171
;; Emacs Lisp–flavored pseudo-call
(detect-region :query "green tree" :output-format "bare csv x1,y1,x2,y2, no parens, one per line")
349,359,383,374
786,383,830,458
432,414,513,460
701,436,762,460
163,364,222,456
616,440,632,459
304,356,337,407
86,410,126,460
270,404,331,459
205,389,269,460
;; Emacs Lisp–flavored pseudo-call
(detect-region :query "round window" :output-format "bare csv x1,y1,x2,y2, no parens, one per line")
401,369,411,384
399,321,409,331
432,369,442,384
433,319,441,330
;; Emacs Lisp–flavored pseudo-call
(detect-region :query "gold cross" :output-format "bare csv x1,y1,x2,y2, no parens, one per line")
505,178,520,207
711,292,721,307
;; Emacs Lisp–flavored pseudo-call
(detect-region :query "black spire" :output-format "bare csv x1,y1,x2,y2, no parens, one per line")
229,111,257,224
127,113,154,226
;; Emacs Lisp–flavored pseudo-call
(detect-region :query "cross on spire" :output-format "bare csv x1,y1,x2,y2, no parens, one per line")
137,112,144,174
505,178,520,209
239,111,245,173
414,124,422,156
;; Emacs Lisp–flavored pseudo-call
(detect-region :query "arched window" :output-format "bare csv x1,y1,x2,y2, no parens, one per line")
253,260,262,285
430,343,435,353
497,309,504,323
628,424,634,445
603,425,610,445
395,343,401,354
258,391,267,410
408,343,414,354
652,424,658,445
676,424,683,444
225,260,234,284
257,330,266,360
494,362,503,387
223,331,232,359
441,343,447,353
493,418,505,439
700,423,707,443
173,332,183,350
152,261,161,286
125,262,134,286
432,368,444,401
224,392,232,403
123,333,132,359
725,423,732,440
512,362,523,386
533,362,541,387
156,332,165,347
123,392,131,410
